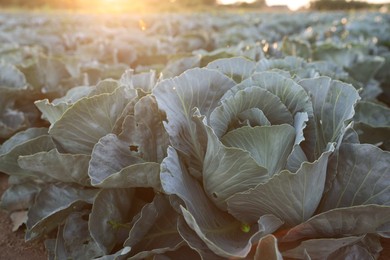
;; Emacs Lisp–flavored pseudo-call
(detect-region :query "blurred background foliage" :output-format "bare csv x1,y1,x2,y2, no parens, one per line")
311,0,371,10
0,0,386,11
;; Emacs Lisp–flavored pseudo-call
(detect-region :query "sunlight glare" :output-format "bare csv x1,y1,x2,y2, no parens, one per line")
80,0,141,13
218,0,308,10
139,19,147,31
266,0,309,10
99,0,128,6
217,0,256,5
79,0,390,13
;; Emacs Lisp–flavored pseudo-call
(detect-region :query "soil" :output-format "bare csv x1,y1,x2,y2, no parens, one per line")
0,172,389,260
0,173,47,260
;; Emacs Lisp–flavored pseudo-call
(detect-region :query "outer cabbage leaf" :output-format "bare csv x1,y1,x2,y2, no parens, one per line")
124,195,184,259
17,149,91,186
88,133,142,180
92,162,161,189
194,49,234,68
0,135,55,176
89,188,134,254
119,95,169,163
353,123,390,149
281,38,312,60
0,127,48,155
34,86,92,125
177,216,226,260
346,55,384,85
206,57,256,83
34,56,72,94
88,134,160,189
0,183,41,212
0,64,38,138
181,207,283,259
161,147,276,258
282,205,390,242
54,225,69,259
88,95,167,189
319,143,390,211
93,247,131,260
56,211,104,259
254,234,283,260
152,245,202,260
0,109,28,140
308,60,351,83
312,43,360,68
256,56,307,72
49,86,134,154
227,145,333,226
255,56,313,79
328,244,376,260
177,214,282,260
286,112,309,172
327,234,383,260
162,55,201,79
0,63,29,136
123,70,157,93
352,101,390,147
87,79,120,97
153,68,236,166
354,101,390,127
26,184,97,240
359,79,383,101
282,236,364,260
298,77,360,158
313,43,385,88
53,85,93,103
34,99,70,125
0,63,27,90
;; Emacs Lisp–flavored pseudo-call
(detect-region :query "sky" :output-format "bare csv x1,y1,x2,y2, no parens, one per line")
218,0,390,10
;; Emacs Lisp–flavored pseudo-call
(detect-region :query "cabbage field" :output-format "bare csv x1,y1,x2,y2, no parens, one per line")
0,10,390,259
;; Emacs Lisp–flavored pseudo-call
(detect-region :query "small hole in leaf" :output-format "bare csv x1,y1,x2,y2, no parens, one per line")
129,145,138,152
212,192,218,198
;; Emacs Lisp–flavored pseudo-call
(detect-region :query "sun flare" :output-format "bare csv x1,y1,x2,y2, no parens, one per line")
78,0,144,13
49,0,383,14
217,0,256,4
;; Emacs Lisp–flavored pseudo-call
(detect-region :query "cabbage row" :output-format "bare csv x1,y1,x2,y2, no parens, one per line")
0,11,390,259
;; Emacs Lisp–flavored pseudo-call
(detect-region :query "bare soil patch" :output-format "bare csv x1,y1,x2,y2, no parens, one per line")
0,173,46,260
